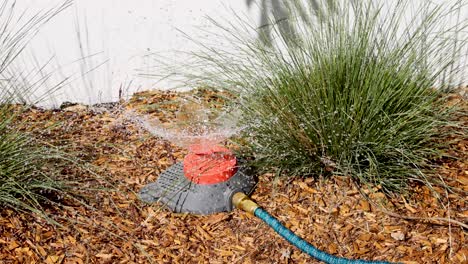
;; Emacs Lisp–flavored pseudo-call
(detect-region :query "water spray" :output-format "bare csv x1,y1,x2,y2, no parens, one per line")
139,143,394,264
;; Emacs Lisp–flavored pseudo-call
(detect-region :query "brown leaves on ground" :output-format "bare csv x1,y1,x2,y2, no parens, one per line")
1,90,467,264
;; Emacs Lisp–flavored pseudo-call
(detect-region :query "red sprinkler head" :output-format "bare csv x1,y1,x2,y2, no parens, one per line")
183,144,238,184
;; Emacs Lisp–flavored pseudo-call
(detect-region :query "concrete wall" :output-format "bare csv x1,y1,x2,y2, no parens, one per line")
10,0,468,107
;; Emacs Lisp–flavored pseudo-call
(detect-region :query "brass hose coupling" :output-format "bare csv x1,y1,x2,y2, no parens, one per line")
232,192,259,215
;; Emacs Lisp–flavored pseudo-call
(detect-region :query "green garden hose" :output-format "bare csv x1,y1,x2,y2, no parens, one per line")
232,193,396,264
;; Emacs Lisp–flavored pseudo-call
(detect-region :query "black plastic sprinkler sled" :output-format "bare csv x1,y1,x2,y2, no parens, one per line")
140,145,395,264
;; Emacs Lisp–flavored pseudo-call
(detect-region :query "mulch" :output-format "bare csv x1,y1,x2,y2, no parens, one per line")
0,89,466,264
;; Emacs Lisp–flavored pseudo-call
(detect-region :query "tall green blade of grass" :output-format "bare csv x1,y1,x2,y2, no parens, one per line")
151,0,467,193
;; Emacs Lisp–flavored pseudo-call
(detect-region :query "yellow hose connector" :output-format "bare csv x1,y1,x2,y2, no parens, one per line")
232,192,259,215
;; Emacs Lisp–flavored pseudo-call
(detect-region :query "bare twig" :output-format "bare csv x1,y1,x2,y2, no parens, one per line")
374,205,468,230
354,182,468,230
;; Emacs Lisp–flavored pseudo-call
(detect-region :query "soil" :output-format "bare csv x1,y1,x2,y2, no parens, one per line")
0,89,466,264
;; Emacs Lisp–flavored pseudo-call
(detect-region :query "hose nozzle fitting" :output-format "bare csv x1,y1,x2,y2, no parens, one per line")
232,192,259,215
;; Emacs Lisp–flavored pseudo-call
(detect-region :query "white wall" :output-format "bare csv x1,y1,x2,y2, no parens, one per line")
10,0,468,107
15,0,257,107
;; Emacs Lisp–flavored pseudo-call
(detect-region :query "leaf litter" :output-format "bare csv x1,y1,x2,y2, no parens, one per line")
0,89,466,263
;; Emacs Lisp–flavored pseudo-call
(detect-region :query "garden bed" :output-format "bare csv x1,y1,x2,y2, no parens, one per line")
0,89,466,264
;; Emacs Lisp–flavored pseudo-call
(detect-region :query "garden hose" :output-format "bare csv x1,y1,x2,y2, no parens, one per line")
232,192,395,264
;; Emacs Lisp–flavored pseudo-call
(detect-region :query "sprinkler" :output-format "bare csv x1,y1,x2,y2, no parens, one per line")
139,144,256,214
139,144,394,264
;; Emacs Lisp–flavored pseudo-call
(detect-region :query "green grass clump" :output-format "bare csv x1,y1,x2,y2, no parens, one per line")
0,107,67,214
0,0,81,218
162,0,467,193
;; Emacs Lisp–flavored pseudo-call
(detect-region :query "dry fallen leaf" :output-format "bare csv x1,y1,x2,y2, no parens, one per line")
391,231,405,241
45,255,60,264
95,253,113,260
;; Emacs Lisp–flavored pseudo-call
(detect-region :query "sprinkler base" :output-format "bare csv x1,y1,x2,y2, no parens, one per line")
139,161,256,215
